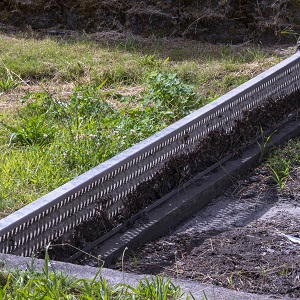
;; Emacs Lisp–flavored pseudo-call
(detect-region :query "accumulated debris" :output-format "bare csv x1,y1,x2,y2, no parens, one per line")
112,162,300,297
43,89,300,261
119,213,300,298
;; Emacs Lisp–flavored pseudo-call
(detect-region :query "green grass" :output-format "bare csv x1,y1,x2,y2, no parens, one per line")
0,250,195,299
0,270,194,299
0,33,281,87
0,32,292,216
0,73,202,214
266,138,300,190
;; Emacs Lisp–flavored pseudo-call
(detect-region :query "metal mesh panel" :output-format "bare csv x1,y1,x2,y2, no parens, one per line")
1,53,300,256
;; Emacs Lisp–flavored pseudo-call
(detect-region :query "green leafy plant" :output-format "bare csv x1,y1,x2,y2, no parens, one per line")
131,275,185,300
265,137,300,190
1,116,56,147
139,54,169,68
145,71,199,120
267,158,290,189
0,91,58,147
0,249,191,299
258,128,276,160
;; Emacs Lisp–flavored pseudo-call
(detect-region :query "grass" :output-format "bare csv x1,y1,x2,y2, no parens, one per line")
0,249,196,299
0,31,293,217
266,138,300,190
0,73,201,213
0,68,20,92
0,270,193,299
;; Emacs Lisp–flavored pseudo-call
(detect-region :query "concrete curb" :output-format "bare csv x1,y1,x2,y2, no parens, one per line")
0,253,294,300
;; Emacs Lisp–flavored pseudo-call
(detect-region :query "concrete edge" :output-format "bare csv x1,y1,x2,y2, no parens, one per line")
0,253,293,300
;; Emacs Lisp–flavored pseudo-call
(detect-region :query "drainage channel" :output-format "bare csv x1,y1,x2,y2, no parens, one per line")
1,52,300,265
66,116,300,266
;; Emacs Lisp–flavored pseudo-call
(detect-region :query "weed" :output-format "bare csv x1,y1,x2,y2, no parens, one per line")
227,273,234,289
0,249,190,299
276,138,300,165
145,71,200,120
131,275,185,300
1,117,56,147
246,46,266,60
267,158,290,189
133,256,138,269
139,53,169,68
279,264,290,276
0,67,20,92
258,128,276,160
265,137,300,190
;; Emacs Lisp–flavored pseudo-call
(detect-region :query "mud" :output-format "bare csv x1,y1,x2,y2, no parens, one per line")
112,162,300,298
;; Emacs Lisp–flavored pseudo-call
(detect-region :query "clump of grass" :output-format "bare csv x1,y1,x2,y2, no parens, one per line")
0,67,20,92
0,93,56,146
130,275,186,299
267,158,290,189
0,269,192,299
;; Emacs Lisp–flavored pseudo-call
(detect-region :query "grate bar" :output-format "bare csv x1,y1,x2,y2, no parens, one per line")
1,52,300,255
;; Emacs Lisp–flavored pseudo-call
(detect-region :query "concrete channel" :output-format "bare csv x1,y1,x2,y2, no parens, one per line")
1,116,299,300
70,116,300,267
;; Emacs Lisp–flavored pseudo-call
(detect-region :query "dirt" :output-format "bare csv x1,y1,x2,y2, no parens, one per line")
1,0,300,44
109,160,300,298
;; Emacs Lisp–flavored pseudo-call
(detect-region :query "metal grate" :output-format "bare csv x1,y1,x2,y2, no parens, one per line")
1,52,300,256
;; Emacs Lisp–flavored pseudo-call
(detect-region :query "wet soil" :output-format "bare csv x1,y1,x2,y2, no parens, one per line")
112,162,300,298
